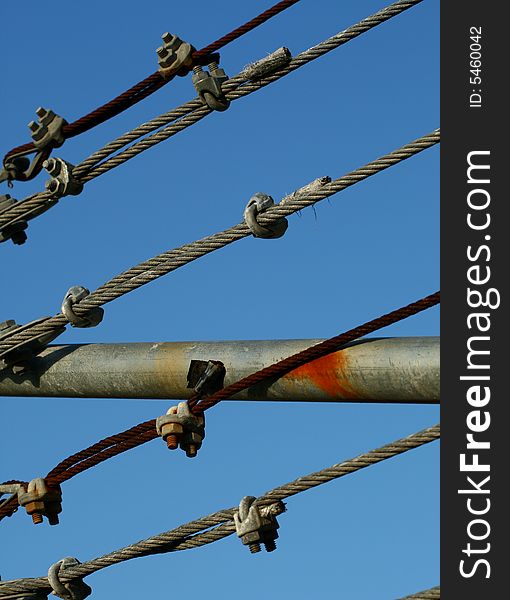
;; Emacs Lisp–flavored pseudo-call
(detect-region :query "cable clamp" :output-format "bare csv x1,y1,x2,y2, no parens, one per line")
0,108,68,185
244,192,288,239
29,107,67,151
234,496,286,554
156,401,205,458
61,286,104,328
44,158,83,198
47,557,92,600
157,32,195,78
0,318,66,374
0,194,28,245
192,62,230,112
16,478,62,526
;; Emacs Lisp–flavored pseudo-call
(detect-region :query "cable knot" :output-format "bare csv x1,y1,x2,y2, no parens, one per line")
61,286,104,328
192,62,230,111
244,192,288,239
47,557,91,600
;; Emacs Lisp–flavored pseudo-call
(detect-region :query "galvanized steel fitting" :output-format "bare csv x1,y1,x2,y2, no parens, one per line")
192,63,230,111
234,496,285,553
61,286,104,328
156,401,205,458
157,32,194,78
244,192,288,239
48,557,92,600
44,157,83,198
17,478,62,526
28,107,67,150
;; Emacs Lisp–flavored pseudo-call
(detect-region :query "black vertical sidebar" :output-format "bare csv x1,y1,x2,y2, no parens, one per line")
441,1,505,598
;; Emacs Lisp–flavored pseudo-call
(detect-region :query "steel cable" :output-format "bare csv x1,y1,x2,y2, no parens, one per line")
0,290,439,521
3,0,301,164
0,0,425,230
0,129,439,356
0,424,440,596
398,586,441,599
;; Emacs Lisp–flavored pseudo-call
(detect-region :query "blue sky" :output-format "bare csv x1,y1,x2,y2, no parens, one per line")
1,1,439,598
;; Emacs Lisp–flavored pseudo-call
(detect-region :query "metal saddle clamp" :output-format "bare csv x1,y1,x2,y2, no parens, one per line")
1,107,67,184
44,157,83,198
192,62,230,112
156,401,205,458
244,192,288,239
0,194,28,245
0,318,66,373
28,107,67,150
17,478,63,525
157,32,195,78
234,496,285,554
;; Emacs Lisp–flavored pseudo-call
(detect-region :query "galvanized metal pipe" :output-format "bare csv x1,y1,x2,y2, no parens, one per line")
0,337,439,402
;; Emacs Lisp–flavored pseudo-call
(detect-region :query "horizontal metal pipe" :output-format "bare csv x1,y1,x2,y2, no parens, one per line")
0,337,439,403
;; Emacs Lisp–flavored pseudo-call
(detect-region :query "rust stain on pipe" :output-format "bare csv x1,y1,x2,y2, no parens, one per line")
285,351,361,399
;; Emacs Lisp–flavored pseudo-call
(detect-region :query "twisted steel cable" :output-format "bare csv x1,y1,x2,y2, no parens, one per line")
0,290,439,521
398,586,441,599
78,0,425,181
0,424,440,596
191,291,440,412
0,129,439,356
3,0,301,163
0,0,425,230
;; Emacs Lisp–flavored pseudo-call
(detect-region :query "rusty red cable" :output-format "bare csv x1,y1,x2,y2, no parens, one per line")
190,291,440,412
0,290,439,522
3,0,300,163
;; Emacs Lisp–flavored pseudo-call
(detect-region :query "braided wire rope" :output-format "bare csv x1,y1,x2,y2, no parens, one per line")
0,424,440,596
0,129,439,356
0,0,424,230
0,290,439,521
398,586,441,599
3,0,300,162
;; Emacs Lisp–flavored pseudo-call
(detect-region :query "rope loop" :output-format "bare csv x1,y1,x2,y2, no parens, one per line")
244,192,288,239
47,558,91,600
61,287,104,329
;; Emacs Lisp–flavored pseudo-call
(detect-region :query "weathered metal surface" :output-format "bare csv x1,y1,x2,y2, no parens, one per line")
0,337,439,402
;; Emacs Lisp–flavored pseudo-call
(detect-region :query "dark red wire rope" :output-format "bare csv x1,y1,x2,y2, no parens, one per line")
4,0,300,163
0,290,439,522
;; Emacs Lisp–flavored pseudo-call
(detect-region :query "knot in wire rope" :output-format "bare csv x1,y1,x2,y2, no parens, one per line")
47,558,91,600
243,192,288,239
61,287,104,328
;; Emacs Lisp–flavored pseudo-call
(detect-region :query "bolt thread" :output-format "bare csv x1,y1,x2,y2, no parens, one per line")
264,540,277,552
31,513,43,525
166,434,179,450
208,61,218,72
193,65,203,74
186,444,197,458
249,543,261,554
